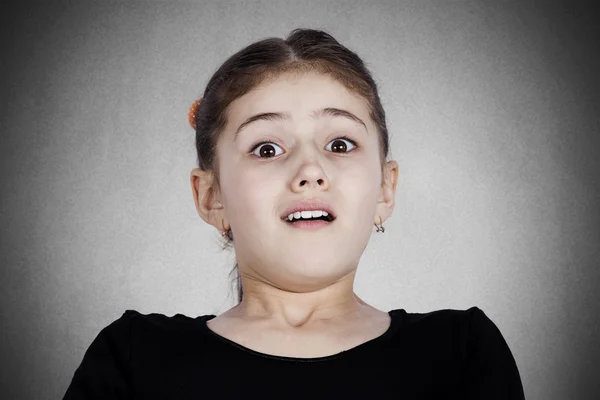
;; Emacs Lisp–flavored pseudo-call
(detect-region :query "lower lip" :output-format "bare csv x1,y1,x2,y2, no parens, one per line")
284,220,333,230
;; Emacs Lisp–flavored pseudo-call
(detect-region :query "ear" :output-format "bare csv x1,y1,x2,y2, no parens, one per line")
375,160,399,224
190,168,227,231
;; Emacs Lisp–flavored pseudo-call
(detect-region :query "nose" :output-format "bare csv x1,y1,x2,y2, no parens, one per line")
291,162,330,192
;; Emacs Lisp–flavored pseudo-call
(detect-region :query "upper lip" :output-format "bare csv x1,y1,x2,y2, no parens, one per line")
281,199,336,220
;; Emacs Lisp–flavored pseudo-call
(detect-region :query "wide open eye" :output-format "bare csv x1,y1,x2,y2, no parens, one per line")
325,137,357,153
251,142,285,158
250,136,357,158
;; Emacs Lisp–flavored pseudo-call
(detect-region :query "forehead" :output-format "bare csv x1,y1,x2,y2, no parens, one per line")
227,71,370,119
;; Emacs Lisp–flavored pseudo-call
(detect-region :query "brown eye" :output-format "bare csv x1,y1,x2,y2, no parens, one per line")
326,138,356,153
252,142,284,158
331,140,347,152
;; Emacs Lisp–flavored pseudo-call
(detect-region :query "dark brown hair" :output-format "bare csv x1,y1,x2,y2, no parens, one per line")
192,28,391,305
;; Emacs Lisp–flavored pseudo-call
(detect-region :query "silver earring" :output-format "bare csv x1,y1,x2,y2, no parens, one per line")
221,219,232,239
374,216,385,233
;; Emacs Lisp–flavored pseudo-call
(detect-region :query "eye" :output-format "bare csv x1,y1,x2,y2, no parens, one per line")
325,136,357,153
250,136,358,159
251,141,285,158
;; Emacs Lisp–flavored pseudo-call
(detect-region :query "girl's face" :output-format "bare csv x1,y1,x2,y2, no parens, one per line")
202,71,397,292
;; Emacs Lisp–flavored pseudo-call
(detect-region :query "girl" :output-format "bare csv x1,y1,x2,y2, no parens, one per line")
64,28,525,399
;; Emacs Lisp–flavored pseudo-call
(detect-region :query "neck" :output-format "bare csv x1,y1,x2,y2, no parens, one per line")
229,270,374,329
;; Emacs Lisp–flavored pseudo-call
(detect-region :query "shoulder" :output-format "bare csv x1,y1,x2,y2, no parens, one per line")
386,306,524,398
394,306,494,336
398,305,486,322
64,310,216,398
101,309,215,337
92,309,216,352
79,309,216,370
392,306,524,398
389,306,512,360
398,306,510,350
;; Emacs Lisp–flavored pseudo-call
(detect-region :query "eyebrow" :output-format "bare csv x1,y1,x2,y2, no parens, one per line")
233,107,368,140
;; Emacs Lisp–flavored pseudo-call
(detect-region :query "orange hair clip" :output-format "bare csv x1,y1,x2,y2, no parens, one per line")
188,98,202,129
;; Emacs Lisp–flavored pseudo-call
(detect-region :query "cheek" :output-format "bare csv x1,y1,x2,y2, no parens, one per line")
339,162,382,222
340,161,381,194
222,165,281,222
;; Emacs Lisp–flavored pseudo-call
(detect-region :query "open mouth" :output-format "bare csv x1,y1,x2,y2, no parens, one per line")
283,214,335,224
282,212,336,230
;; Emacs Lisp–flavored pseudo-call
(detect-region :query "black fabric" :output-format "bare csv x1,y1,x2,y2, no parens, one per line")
63,306,525,399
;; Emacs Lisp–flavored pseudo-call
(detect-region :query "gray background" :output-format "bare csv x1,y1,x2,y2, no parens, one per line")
1,1,599,399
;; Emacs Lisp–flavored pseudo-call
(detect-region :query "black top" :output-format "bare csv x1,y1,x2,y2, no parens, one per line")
63,306,525,399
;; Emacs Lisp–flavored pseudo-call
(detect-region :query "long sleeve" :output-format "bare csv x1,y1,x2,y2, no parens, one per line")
458,307,526,399
63,311,138,400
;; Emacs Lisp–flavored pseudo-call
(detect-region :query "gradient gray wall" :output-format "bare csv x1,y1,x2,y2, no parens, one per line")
1,1,599,399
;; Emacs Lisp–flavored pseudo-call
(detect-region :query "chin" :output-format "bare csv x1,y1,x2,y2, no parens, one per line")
281,257,350,277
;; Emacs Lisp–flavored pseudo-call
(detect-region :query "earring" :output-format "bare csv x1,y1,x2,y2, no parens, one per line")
221,218,231,239
374,216,385,233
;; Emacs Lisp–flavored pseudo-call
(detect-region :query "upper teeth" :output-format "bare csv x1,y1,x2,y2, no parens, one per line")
286,210,329,221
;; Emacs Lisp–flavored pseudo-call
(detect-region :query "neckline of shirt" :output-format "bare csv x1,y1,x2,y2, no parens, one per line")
198,309,405,362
